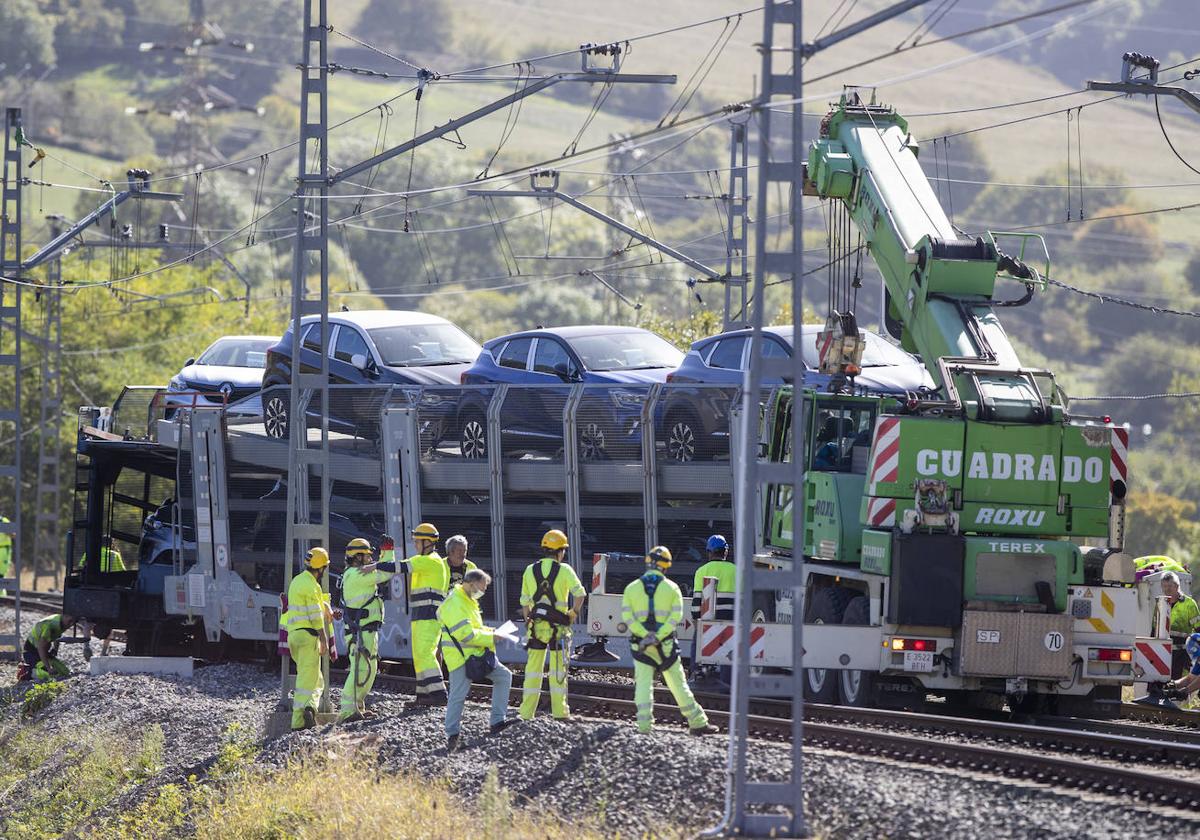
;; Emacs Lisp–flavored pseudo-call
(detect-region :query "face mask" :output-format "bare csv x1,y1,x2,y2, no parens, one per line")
471,588,485,601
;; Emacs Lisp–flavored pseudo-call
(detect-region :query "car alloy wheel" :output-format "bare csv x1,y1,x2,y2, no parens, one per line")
579,422,606,461
667,419,697,463
459,417,487,459
264,394,289,439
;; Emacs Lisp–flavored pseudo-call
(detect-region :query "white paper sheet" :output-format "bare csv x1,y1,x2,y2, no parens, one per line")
494,619,520,642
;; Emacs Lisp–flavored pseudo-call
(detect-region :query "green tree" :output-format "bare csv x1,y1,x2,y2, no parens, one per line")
0,0,57,73
1124,487,1200,562
54,0,125,55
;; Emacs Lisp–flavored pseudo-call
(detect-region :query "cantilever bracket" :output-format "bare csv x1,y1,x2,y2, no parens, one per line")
468,179,722,280
330,71,675,185
1086,80,1200,116
23,180,183,270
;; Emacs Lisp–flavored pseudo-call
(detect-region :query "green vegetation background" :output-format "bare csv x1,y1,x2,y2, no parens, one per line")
1,0,1198,574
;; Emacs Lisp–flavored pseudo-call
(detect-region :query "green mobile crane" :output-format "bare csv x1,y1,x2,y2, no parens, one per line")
696,92,1158,714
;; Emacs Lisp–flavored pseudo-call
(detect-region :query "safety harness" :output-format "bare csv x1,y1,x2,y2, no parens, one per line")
526,561,572,646
341,568,386,692
342,592,383,634
631,572,679,674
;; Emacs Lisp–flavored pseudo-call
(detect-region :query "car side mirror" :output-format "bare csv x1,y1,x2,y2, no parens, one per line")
184,357,195,367
553,362,579,382
351,353,370,371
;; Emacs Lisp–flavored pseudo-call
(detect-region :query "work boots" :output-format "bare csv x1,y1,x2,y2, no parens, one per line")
489,717,518,735
688,723,719,736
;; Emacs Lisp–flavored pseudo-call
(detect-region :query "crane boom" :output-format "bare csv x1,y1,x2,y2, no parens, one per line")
808,93,1050,422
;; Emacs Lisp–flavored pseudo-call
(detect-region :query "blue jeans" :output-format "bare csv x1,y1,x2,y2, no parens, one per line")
445,661,513,737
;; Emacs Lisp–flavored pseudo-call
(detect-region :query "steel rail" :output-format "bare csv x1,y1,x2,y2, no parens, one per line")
356,670,1200,808
14,591,1200,748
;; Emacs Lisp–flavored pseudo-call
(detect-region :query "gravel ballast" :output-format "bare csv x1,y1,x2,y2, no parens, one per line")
1,602,1198,838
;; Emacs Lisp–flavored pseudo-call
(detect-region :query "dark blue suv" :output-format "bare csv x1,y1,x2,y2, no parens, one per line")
457,326,684,460
661,324,934,461
260,310,481,442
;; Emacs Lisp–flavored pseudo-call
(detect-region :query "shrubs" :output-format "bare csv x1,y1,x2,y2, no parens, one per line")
21,679,66,719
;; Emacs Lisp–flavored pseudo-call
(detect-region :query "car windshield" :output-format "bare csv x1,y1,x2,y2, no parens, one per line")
790,328,915,369
368,323,482,367
196,338,274,368
568,331,684,372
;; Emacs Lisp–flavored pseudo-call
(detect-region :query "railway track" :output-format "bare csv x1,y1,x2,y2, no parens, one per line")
14,587,1200,782
353,670,1200,809
0,591,66,614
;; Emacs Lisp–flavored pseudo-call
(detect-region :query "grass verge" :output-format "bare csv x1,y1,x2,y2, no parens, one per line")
0,714,678,839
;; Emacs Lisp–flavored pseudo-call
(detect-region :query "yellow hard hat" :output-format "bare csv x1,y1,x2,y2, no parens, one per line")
541,529,569,551
305,547,330,569
411,522,440,540
345,538,373,558
646,545,673,568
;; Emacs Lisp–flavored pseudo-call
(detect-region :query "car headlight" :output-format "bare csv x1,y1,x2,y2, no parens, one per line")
168,376,186,391
609,388,645,409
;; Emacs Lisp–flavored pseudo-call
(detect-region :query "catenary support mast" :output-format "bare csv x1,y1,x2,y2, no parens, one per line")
0,108,22,661
283,0,334,705
728,1,807,833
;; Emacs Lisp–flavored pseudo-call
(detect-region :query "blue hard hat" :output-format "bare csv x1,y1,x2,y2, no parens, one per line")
706,534,728,553
1188,633,1200,661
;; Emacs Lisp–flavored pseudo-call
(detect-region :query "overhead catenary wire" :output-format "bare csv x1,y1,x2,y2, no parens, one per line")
1154,95,1200,177
1070,391,1200,402
940,60,1199,139
15,2,1149,294
1043,271,1200,319
442,5,766,78
39,4,768,190
806,0,1104,86
999,200,1200,232
37,0,1129,234
0,195,293,289
896,0,959,50
657,14,743,128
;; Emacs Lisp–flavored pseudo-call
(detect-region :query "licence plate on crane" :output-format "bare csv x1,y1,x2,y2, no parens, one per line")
903,651,934,672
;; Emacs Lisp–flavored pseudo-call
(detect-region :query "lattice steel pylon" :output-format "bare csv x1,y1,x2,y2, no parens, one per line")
32,218,63,590
727,0,807,835
722,120,749,329
0,108,23,658
281,0,332,704
720,2,937,833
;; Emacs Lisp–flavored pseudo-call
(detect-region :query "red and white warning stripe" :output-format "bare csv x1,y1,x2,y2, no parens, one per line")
701,577,717,620
278,593,290,656
700,623,734,659
750,626,766,660
1134,639,1171,682
865,497,897,528
591,552,608,594
817,331,834,367
1110,427,1129,487
699,623,766,661
867,417,901,495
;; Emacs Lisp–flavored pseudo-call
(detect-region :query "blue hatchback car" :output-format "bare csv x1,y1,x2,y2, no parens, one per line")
457,326,684,460
661,324,934,461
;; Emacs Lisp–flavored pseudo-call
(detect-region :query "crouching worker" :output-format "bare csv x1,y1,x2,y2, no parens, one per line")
439,569,515,751
20,613,77,682
339,537,398,722
622,547,717,736
1165,633,1200,701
